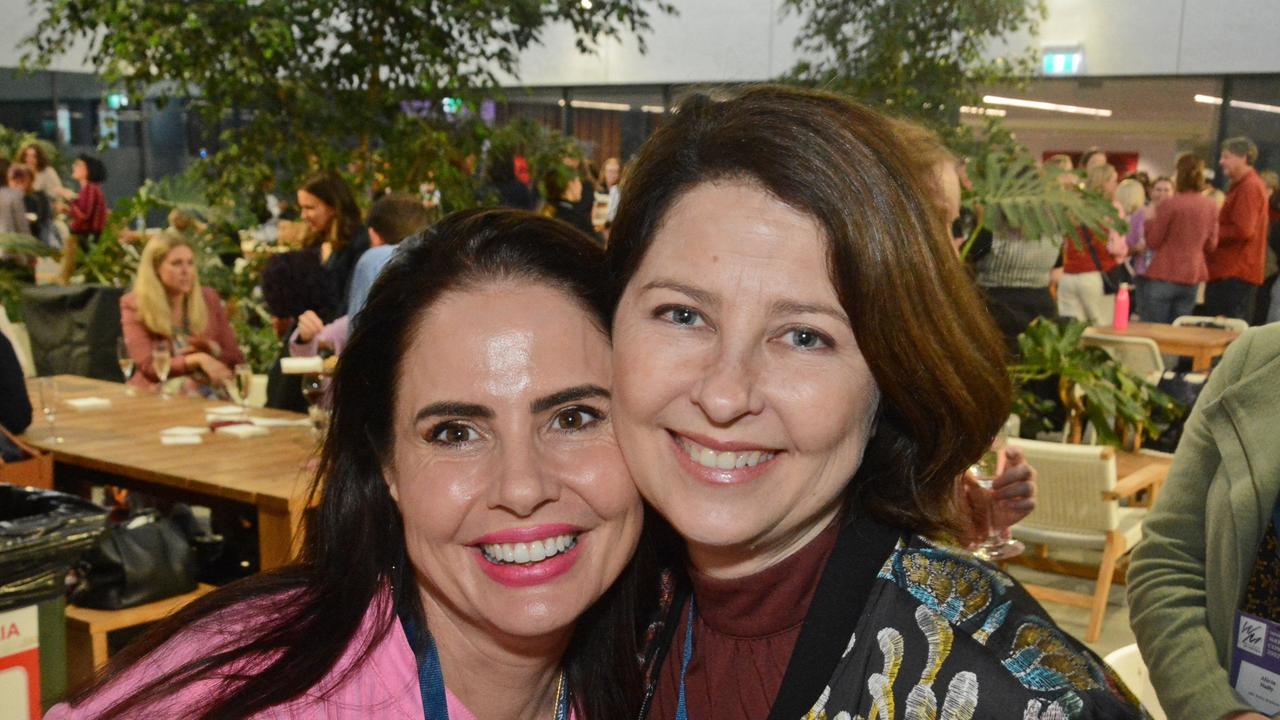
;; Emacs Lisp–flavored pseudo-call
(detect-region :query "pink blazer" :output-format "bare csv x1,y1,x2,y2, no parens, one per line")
46,595,424,719
120,287,245,389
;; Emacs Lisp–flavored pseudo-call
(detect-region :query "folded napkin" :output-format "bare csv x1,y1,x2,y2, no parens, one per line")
160,426,209,436
66,397,112,410
249,416,311,428
206,405,245,416
160,434,203,445
215,424,270,439
280,357,324,375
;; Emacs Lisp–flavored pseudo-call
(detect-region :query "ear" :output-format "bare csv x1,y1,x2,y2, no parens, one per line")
383,465,401,504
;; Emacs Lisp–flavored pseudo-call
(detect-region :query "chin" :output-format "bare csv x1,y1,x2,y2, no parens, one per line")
483,598,584,640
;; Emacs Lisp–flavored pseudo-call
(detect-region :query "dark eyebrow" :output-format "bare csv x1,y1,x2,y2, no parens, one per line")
639,280,717,308
531,384,611,414
769,299,849,324
414,402,494,424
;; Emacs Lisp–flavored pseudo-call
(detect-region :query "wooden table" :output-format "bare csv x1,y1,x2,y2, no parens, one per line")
22,376,316,570
1090,322,1240,372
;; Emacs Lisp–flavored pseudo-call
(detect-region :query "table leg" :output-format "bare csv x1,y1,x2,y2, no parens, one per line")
1192,351,1212,372
257,504,303,570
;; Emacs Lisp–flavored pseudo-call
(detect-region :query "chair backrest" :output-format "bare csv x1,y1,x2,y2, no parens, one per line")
1082,330,1164,381
1008,437,1119,534
1172,315,1249,333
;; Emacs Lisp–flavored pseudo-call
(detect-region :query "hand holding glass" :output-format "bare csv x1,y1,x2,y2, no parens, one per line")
971,441,1025,562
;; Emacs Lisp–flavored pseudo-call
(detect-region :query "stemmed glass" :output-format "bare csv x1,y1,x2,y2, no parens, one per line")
152,343,172,400
232,363,254,418
116,338,135,395
300,373,328,441
971,432,1025,562
38,377,62,444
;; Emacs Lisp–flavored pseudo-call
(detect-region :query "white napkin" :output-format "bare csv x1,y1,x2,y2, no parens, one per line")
215,424,270,439
160,434,203,445
206,405,244,416
280,356,324,375
66,397,112,410
249,417,311,428
160,426,209,436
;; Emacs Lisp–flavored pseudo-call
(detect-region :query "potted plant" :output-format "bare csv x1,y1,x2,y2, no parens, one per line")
1010,318,1183,449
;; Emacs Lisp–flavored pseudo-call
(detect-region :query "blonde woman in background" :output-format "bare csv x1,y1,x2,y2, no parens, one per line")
1058,164,1128,325
120,232,243,396
1116,178,1149,316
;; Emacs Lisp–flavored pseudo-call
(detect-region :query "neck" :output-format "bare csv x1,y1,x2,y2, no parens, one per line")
167,291,185,314
687,505,841,580
420,588,570,720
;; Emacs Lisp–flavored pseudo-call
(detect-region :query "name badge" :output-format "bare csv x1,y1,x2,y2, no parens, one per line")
1230,610,1280,715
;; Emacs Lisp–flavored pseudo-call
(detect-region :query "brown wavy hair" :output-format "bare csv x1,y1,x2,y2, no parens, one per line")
607,85,1010,537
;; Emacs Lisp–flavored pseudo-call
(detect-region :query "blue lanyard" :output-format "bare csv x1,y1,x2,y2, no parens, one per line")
401,613,570,720
675,599,696,720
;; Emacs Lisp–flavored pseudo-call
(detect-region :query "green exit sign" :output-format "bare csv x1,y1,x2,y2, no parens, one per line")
1042,49,1083,75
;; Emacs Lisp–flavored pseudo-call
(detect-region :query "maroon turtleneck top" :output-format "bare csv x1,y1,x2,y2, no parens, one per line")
649,520,841,718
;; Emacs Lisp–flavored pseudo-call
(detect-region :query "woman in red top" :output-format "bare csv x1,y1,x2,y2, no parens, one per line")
68,154,107,240
1142,154,1220,323
1058,164,1128,325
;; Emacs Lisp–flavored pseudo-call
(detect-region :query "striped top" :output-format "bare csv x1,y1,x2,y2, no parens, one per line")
974,231,1063,288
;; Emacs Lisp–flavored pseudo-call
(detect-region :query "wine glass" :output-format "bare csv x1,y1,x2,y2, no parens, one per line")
152,343,172,400
116,338,135,395
38,377,62,444
232,363,254,417
971,434,1025,562
300,373,328,441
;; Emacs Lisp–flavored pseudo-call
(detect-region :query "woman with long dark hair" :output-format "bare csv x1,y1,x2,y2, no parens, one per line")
607,86,1142,718
49,210,647,719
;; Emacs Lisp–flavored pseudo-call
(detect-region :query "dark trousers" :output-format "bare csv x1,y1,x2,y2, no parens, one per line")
1202,278,1258,322
980,285,1058,356
1139,279,1199,325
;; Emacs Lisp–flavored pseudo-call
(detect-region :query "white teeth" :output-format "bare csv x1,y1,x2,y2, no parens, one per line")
680,438,776,470
480,534,579,565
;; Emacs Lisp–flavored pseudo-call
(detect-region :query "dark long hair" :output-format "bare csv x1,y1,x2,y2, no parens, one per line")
608,85,1011,537
300,171,362,250
69,209,648,718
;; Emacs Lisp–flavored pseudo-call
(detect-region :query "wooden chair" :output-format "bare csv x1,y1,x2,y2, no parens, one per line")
1006,438,1163,642
66,584,215,688
1082,330,1164,383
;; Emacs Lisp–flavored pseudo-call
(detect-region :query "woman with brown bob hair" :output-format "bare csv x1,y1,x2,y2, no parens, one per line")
608,85,1142,718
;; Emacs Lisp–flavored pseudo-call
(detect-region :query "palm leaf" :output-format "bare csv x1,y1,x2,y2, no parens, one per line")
0,232,60,257
964,152,1123,256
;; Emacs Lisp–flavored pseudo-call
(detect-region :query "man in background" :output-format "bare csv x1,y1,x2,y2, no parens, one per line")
1206,136,1269,321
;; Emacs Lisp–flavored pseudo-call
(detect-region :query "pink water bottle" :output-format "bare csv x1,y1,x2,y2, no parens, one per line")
1113,283,1130,330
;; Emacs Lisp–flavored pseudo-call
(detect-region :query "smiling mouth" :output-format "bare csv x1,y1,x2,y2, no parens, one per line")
478,533,580,565
673,433,778,470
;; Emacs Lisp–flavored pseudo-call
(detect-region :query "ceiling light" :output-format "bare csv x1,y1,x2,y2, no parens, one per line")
557,99,633,111
960,105,1007,117
1196,94,1280,115
640,105,666,114
982,95,1112,117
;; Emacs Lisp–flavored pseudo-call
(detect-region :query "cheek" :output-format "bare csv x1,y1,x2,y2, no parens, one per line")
389,451,484,543
772,364,879,455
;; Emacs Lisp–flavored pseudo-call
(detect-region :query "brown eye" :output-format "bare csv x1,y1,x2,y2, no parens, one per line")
429,423,479,445
553,407,602,431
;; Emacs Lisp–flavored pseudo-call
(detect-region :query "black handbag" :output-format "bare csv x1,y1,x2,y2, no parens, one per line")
1080,225,1133,295
71,511,198,610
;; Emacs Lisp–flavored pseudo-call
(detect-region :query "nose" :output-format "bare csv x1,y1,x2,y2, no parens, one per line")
487,437,560,517
691,341,764,425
